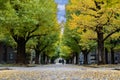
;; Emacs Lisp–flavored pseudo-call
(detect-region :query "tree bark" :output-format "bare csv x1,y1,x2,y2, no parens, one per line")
105,48,108,64
111,48,115,64
97,27,106,64
35,52,40,64
75,52,79,64
66,59,69,64
72,55,74,64
82,50,89,64
3,45,7,62
16,39,26,64
41,53,46,64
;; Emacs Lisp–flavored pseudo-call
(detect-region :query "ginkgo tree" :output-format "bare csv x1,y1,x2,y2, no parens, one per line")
79,30,97,64
35,30,59,64
63,26,81,64
104,32,120,64
67,0,120,64
63,25,97,64
0,0,57,64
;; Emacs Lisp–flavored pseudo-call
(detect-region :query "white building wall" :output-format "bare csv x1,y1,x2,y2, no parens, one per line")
79,52,96,64
79,52,84,64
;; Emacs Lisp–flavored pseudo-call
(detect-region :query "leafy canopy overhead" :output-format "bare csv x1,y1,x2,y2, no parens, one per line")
67,0,120,41
0,0,57,41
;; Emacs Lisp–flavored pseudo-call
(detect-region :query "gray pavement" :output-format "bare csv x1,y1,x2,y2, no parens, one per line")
0,64,120,80
2,64,115,71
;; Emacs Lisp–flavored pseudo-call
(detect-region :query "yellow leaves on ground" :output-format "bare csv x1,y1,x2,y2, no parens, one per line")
0,68,120,80
0,70,42,80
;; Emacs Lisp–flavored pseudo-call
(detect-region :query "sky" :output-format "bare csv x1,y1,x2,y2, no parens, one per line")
55,0,68,5
55,0,68,23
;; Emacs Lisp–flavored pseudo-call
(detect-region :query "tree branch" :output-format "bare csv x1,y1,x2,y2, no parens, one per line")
72,37,81,49
10,29,18,42
25,34,47,43
103,28,120,41
30,24,40,34
40,44,49,53
26,24,40,38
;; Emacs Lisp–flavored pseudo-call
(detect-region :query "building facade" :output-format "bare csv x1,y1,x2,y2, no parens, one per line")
0,42,16,64
79,51,120,64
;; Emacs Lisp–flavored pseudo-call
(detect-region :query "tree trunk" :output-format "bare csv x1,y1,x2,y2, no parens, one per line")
72,55,74,64
111,48,115,64
97,27,106,64
3,45,7,63
34,41,40,64
51,58,54,64
105,48,108,64
35,52,40,64
47,56,49,64
41,53,46,64
17,42,26,64
16,39,26,64
70,57,73,64
75,52,79,64
66,59,69,64
84,54,88,64
82,50,89,64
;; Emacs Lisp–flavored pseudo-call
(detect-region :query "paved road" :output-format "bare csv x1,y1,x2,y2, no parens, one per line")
0,64,120,80
8,64,88,71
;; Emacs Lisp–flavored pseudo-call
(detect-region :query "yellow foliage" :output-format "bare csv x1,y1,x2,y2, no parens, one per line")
68,13,96,32
80,30,97,41
110,32,120,40
67,0,81,12
67,0,120,36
